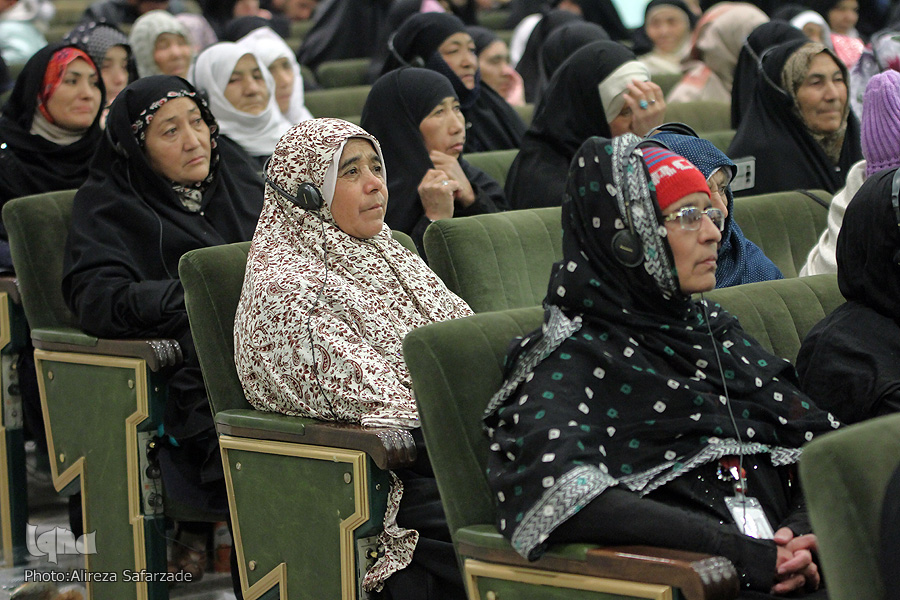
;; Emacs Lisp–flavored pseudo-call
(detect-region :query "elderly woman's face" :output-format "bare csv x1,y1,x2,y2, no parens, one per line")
646,6,689,54
46,58,102,131
153,33,192,78
439,32,477,90
663,191,722,295
795,52,847,135
331,138,388,239
419,97,465,158
143,96,211,186
224,54,270,115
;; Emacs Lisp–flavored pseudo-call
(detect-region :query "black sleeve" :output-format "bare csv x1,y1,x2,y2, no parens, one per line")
547,488,778,593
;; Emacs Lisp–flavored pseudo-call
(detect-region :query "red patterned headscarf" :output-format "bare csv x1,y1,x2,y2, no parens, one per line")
38,47,95,124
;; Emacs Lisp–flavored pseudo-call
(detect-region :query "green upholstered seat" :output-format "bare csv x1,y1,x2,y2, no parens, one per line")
799,412,900,600
464,148,518,189
304,85,371,120
705,129,736,154
514,102,534,126
179,234,418,600
477,9,511,29
653,72,682,97
315,57,372,88
732,189,832,278
0,276,27,567
403,273,845,600
423,207,561,312
665,101,732,133
3,191,188,599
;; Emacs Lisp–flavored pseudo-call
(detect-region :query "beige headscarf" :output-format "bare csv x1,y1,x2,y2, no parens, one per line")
234,118,473,590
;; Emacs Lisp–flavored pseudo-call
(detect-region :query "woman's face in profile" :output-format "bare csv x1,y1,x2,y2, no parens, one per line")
143,96,212,186
101,45,130,106
268,57,295,114
153,33,192,78
45,58,102,131
419,97,465,158
224,54,270,115
795,52,847,135
439,32,478,90
662,191,722,295
478,40,513,97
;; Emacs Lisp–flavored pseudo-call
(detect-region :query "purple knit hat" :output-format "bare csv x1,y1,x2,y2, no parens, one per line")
862,69,900,178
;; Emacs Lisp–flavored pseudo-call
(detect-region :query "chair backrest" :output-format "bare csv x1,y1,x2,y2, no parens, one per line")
423,207,561,312
732,189,831,278
315,58,371,88
179,242,252,415
2,190,80,332
180,231,418,416
404,274,846,540
653,72,682,97
664,101,731,133
514,103,534,126
705,129,736,154
800,412,900,600
304,85,371,120
464,149,518,189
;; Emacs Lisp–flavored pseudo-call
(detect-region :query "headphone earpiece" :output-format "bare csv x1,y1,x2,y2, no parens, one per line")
387,32,425,69
611,229,644,267
106,126,128,158
263,158,324,211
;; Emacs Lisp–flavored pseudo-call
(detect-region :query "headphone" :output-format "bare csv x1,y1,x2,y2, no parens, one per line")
611,138,666,268
756,44,794,103
106,126,129,159
263,157,324,212
387,31,425,69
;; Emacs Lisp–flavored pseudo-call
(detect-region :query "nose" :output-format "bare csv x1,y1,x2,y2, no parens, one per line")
699,211,722,244
183,126,202,150
362,167,384,193
822,79,840,100
448,111,464,134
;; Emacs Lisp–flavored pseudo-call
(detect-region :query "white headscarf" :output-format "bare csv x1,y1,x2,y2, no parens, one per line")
191,42,292,158
129,10,192,78
235,26,313,124
234,118,473,590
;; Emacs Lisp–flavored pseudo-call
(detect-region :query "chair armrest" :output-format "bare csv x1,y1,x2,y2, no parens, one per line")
215,408,418,471
0,276,20,305
31,327,183,371
456,525,738,600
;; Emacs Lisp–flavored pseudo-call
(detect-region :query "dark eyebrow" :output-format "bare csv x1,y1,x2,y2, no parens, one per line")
159,105,200,125
339,151,381,171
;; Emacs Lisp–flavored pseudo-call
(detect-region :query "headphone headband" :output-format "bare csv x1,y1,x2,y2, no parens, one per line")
263,157,324,212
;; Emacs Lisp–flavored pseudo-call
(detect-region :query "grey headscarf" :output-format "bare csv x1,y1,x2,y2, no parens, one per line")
129,10,192,78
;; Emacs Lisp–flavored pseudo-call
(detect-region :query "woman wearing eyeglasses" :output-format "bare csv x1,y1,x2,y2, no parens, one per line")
484,136,838,598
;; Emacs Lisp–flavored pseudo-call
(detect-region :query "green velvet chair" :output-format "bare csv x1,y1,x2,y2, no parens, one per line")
315,58,372,88
514,103,535,126
464,149,518,189
799,412,900,600
403,274,844,600
732,189,831,278
423,207,561,312
304,85,371,120
478,9,510,29
653,72,682,97
3,190,189,600
665,102,731,134
704,130,736,154
179,234,418,600
0,276,28,567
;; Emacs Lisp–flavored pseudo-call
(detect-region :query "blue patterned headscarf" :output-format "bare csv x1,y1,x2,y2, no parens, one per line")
651,132,784,288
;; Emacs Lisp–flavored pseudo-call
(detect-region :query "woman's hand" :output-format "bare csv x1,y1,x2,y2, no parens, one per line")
430,150,476,207
770,527,821,595
623,80,666,136
418,168,458,221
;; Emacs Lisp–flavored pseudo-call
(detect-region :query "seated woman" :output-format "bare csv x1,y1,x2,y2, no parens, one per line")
384,12,527,153
536,20,610,103
633,0,697,77
666,2,769,105
796,81,900,423
234,118,473,597
235,24,313,124
650,129,783,287
809,0,863,67
129,9,194,79
512,8,582,103
361,67,507,252
192,42,292,167
505,40,666,210
728,39,862,196
62,75,264,576
485,134,840,597
0,43,104,270
63,20,136,126
467,25,525,107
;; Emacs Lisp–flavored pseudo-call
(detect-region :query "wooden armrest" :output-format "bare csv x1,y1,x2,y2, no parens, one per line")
0,276,20,305
216,409,417,471
457,538,738,600
33,337,183,371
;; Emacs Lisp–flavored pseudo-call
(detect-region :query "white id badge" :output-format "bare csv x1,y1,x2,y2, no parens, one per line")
725,496,775,540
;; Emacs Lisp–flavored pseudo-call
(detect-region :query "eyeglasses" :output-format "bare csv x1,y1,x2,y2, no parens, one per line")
663,206,725,232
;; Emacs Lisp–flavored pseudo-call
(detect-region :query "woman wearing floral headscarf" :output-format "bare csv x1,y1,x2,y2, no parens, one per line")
485,133,839,597
234,118,473,597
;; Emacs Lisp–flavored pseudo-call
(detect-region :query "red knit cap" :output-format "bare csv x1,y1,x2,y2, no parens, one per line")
641,146,710,211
